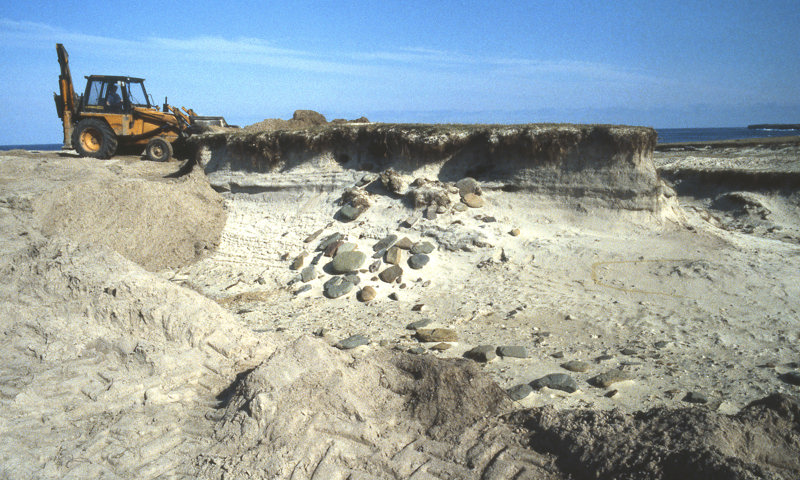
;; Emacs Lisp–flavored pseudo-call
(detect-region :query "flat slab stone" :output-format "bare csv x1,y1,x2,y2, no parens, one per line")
323,276,354,298
410,241,435,254
507,383,533,401
331,250,366,274
408,254,429,270
338,204,366,221
462,193,484,208
317,233,343,252
589,369,633,388
335,334,369,350
373,234,397,252
531,373,578,393
496,346,528,358
561,360,590,373
303,228,324,243
406,318,433,330
415,328,458,343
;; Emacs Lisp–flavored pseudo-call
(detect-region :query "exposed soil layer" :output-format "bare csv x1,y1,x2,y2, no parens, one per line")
189,123,668,212
513,393,800,480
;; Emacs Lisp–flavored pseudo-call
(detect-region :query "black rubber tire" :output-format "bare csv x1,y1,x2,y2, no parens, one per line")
72,119,118,159
144,137,173,162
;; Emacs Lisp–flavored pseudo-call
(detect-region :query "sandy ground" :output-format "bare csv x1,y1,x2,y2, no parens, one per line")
1,139,799,479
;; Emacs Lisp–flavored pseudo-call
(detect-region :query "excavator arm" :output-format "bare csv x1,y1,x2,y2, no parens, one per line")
54,43,77,148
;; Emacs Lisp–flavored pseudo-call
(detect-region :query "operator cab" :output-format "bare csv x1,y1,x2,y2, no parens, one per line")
81,75,151,113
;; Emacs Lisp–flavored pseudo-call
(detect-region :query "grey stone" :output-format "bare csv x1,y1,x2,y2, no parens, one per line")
323,276,354,298
300,266,316,283
464,345,496,362
368,260,381,273
379,265,403,283
373,234,398,252
779,371,800,386
456,177,481,197
590,369,633,388
561,360,590,373
343,273,361,285
406,318,433,330
294,284,312,296
335,334,369,350
358,286,376,302
338,204,366,221
416,328,458,343
410,241,435,255
388,292,399,301
683,391,709,404
385,246,403,265
551,351,565,359
331,250,366,274
620,348,638,355
408,346,426,355
530,374,578,393
317,233,343,252
401,213,422,228
337,242,357,253
496,346,528,358
507,384,533,401
424,206,438,220
453,203,468,212
408,254,430,270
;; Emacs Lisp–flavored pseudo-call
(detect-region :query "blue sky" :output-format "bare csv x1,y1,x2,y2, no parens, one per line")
1,0,799,144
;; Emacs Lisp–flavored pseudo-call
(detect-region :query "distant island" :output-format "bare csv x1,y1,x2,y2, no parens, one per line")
747,123,800,130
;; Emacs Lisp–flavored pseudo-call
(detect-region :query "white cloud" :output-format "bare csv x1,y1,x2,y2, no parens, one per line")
0,17,668,88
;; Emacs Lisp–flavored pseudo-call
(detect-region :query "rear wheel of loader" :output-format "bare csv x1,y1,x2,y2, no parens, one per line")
145,137,173,162
72,119,118,159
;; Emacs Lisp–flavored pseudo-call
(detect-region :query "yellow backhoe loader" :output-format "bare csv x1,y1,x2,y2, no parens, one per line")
54,43,228,161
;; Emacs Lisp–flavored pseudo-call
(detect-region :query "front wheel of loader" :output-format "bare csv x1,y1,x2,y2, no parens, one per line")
145,137,173,162
72,119,118,159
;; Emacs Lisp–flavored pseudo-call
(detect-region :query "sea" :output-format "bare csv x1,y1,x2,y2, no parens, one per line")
1,127,798,151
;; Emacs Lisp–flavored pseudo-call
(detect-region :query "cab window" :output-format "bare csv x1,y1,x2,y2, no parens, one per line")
85,80,107,106
126,81,148,107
